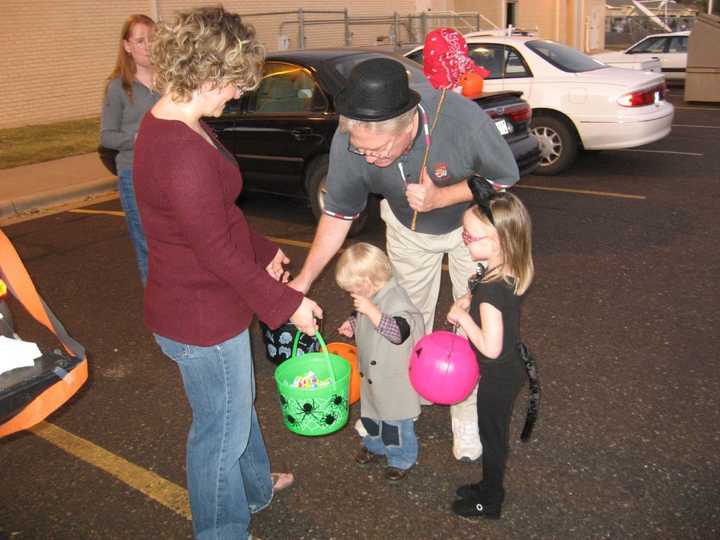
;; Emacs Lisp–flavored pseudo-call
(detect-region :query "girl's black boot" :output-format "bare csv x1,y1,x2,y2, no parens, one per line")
455,481,488,499
451,497,502,519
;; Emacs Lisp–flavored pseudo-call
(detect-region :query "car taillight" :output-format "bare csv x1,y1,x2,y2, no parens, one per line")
486,104,532,123
617,82,667,107
507,104,532,123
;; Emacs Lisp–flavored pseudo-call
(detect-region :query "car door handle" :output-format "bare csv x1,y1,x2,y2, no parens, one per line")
291,128,313,140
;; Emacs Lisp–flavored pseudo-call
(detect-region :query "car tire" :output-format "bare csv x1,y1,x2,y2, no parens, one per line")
530,115,578,176
306,155,368,237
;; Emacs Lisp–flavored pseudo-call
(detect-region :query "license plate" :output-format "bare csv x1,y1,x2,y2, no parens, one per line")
495,118,510,136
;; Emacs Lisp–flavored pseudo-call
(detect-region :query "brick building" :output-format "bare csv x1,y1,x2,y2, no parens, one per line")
0,0,604,129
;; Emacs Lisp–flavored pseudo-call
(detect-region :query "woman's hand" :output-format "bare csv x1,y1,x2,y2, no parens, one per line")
338,320,354,338
266,249,290,283
290,297,323,336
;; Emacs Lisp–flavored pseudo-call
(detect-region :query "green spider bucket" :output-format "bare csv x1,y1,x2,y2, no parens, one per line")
274,331,351,436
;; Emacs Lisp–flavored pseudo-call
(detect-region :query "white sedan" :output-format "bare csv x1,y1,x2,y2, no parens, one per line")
593,31,689,81
406,34,674,175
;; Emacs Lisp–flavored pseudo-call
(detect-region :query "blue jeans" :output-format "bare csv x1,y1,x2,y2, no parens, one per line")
118,168,148,285
155,331,273,540
361,417,418,470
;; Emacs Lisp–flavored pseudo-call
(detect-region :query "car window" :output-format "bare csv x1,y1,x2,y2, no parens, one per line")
628,36,668,54
248,62,327,114
468,44,505,79
525,40,605,72
407,44,529,80
668,36,688,53
503,46,531,78
406,49,424,65
331,53,426,88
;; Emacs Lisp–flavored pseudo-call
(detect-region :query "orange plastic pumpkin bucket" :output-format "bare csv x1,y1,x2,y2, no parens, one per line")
326,342,361,405
460,71,485,99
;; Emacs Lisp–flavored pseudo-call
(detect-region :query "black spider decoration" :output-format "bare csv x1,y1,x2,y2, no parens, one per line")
289,399,323,427
285,395,348,430
328,394,350,425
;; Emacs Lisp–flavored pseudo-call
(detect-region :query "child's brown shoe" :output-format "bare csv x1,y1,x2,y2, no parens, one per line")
354,446,378,465
385,467,411,481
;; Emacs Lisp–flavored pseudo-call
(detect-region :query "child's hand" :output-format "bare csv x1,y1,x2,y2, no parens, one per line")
351,294,382,327
447,304,470,328
351,294,377,317
338,320,354,338
452,293,471,313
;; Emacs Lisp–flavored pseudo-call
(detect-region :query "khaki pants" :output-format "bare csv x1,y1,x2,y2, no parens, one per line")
380,200,479,433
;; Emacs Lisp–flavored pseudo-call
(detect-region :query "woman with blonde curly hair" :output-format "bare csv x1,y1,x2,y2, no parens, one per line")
133,7,322,539
101,14,159,285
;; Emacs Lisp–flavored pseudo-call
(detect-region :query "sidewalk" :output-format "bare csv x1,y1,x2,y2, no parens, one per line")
0,153,118,226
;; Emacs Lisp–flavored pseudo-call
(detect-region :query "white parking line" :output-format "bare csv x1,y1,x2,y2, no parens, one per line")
672,124,720,129
614,149,704,157
675,107,720,112
516,184,646,200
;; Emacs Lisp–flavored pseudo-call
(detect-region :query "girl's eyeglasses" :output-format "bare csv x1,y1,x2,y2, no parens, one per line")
462,229,487,245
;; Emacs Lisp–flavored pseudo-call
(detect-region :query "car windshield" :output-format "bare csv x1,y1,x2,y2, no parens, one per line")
628,36,667,54
330,53,426,86
525,40,605,73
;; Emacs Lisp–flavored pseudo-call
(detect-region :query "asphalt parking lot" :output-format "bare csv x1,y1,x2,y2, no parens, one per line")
1,92,718,539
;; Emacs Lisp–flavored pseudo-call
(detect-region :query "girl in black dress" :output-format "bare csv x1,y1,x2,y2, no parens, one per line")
447,181,534,519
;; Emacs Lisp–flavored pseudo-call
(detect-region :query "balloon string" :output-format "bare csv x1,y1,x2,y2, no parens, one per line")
448,323,458,358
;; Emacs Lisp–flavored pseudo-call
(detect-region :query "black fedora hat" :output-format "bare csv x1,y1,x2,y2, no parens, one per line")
335,58,421,122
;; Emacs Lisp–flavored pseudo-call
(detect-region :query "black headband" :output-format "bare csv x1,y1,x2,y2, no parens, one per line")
466,175,496,225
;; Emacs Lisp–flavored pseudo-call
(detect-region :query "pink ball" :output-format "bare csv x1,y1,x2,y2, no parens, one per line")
409,331,480,405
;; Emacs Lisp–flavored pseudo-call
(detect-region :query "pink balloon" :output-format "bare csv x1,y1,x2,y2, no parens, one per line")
409,331,480,405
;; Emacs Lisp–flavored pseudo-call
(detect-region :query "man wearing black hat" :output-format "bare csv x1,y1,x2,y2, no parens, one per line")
291,57,518,463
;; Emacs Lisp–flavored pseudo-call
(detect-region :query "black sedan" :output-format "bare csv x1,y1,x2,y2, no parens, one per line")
101,48,540,234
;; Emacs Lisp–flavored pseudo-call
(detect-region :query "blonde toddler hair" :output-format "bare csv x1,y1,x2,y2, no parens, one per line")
335,243,393,292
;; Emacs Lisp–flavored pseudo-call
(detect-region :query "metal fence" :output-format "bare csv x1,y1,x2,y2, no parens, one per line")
605,15,696,48
239,9,498,50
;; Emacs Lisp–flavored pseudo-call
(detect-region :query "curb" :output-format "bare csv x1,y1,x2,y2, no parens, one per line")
0,176,118,223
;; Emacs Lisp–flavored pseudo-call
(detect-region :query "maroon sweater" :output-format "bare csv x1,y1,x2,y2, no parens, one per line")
133,113,303,346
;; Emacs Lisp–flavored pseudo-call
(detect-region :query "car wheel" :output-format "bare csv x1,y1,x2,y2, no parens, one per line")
306,155,368,237
530,115,578,176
